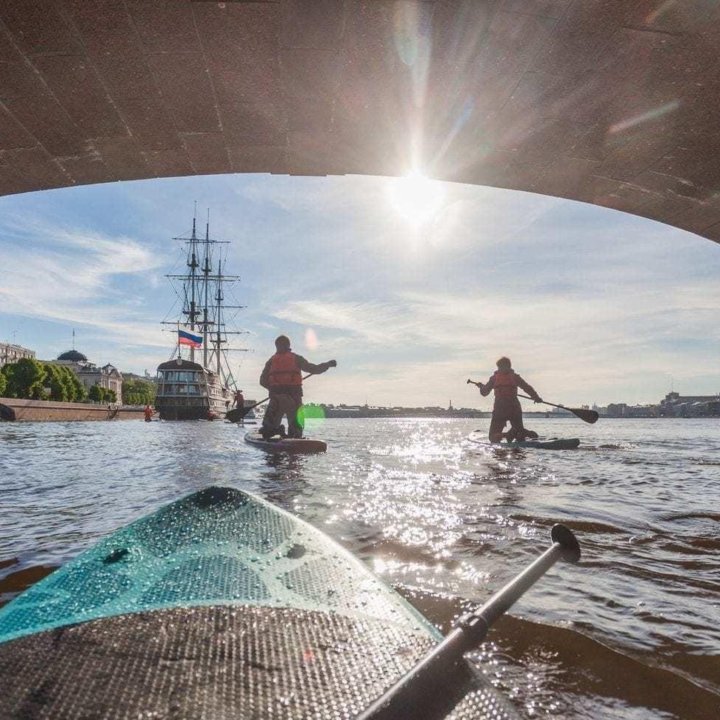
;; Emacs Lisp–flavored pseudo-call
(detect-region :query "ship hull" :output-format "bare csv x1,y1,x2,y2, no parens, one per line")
155,359,231,421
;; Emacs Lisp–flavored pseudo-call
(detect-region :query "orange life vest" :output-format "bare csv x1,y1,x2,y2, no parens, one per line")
268,352,302,387
493,370,519,399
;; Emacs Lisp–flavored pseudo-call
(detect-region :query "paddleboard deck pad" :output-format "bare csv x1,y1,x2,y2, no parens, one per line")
0,486,517,719
244,431,327,453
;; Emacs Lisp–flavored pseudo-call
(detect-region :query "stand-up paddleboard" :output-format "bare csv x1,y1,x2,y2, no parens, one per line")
0,487,517,719
470,432,580,450
244,430,328,453
501,438,580,450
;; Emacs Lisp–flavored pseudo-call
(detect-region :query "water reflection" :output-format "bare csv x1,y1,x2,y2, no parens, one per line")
1,417,719,718
258,453,309,510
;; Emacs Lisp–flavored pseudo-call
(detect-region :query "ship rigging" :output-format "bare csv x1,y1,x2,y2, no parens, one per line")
155,209,247,420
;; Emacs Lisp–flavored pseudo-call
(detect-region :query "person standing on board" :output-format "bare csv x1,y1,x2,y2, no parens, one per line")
143,405,153,422
259,335,336,440
233,389,245,409
475,357,542,442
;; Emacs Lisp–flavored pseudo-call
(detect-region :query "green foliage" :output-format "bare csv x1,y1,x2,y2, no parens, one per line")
69,373,86,402
122,378,156,406
0,368,6,396
43,363,78,401
3,358,47,399
88,384,116,403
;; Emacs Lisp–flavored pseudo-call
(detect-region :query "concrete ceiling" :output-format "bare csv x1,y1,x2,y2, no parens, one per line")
1,0,720,242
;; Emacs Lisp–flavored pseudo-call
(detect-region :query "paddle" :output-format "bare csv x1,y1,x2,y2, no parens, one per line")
466,379,599,424
357,525,581,720
226,373,314,423
517,393,599,424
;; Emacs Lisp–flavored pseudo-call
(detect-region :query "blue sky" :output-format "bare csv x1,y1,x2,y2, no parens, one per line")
0,174,718,408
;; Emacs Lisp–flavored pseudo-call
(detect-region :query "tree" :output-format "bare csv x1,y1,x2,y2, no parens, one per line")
43,363,74,401
89,384,116,403
4,358,47,399
122,378,156,406
0,368,6,396
69,372,86,402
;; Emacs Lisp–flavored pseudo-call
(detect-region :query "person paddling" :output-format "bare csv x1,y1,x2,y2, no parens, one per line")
474,357,542,442
259,335,336,440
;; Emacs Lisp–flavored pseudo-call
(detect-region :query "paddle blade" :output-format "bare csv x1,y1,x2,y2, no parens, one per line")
226,407,253,423
567,407,599,424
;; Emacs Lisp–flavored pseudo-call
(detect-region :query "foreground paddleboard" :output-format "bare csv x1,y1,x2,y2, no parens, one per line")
244,430,327,453
0,487,516,719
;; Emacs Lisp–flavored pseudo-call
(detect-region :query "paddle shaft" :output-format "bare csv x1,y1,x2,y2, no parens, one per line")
517,393,599,423
466,379,598,424
357,525,580,720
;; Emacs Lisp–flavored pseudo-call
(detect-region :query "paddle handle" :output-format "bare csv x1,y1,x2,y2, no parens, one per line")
357,525,580,720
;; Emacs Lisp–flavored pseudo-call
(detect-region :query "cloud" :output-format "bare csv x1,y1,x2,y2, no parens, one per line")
0,216,166,354
1,175,718,406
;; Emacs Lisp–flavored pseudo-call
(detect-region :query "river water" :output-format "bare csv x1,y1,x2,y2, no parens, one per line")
1,417,718,719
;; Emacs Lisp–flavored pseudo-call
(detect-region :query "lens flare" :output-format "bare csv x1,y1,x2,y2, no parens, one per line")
305,327,318,350
388,171,446,226
297,404,326,429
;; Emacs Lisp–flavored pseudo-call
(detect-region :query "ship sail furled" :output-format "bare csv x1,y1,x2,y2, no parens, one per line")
155,209,247,421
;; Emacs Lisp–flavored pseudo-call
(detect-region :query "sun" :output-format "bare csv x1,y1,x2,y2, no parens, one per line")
387,171,446,226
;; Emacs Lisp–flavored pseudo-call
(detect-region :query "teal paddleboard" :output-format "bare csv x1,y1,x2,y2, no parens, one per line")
0,487,516,719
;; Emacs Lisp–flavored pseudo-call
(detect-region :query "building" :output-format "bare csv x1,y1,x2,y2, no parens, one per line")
660,392,720,417
52,350,123,400
0,342,35,368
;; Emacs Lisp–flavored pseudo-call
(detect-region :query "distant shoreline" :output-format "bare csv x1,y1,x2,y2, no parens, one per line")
318,408,718,420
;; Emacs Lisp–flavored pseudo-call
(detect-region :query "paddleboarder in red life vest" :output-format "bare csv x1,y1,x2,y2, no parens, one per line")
476,357,542,442
233,389,245,409
259,335,337,440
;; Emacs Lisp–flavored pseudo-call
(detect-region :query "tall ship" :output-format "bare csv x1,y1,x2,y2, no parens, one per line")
155,209,245,420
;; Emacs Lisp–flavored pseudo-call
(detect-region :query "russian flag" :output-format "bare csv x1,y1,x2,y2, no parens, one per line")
178,329,203,348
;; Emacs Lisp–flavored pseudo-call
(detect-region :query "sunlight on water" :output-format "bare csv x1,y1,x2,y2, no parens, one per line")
1,417,718,719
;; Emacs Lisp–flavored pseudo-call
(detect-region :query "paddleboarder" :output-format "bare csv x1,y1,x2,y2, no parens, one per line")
475,357,542,442
259,335,336,440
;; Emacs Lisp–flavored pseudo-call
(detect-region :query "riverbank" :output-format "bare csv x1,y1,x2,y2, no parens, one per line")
0,397,145,422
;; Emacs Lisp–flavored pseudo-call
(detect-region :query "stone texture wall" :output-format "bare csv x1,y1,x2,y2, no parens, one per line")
0,398,143,422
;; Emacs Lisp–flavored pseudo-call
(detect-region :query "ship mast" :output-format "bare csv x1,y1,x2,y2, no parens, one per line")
187,207,200,364
202,211,212,369
215,258,225,377
163,208,248,384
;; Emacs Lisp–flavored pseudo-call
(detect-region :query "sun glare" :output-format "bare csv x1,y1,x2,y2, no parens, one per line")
388,172,446,226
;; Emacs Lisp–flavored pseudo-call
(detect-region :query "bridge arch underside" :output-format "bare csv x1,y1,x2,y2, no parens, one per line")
1,1,720,243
